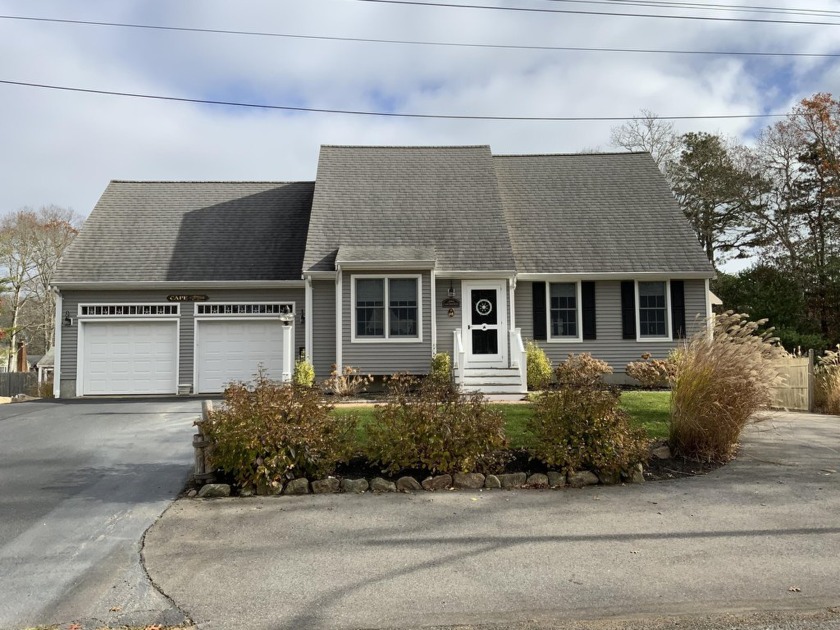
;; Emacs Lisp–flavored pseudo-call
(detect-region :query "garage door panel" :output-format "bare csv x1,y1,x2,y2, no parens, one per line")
196,320,285,393
82,322,178,395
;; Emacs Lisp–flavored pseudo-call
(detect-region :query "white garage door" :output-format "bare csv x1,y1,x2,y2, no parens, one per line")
82,321,178,395
196,320,285,393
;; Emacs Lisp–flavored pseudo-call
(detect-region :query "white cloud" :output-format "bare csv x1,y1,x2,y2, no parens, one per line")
1,0,839,215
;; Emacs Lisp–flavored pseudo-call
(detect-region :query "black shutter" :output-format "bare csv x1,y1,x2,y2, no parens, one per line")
582,281,596,340
671,280,686,339
532,281,547,341
621,281,636,340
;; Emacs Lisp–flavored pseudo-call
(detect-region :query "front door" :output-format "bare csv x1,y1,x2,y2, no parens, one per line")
462,281,507,367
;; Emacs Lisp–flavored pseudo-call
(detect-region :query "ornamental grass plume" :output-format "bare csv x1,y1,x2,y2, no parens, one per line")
669,312,784,462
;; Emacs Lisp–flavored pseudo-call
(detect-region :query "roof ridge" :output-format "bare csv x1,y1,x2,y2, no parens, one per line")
109,180,315,184
494,151,650,158
320,144,491,149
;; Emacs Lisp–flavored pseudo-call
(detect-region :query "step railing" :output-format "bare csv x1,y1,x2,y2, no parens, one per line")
509,327,527,392
453,328,465,384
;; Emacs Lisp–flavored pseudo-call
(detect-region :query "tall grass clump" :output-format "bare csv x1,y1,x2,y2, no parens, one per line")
670,312,784,462
815,345,840,415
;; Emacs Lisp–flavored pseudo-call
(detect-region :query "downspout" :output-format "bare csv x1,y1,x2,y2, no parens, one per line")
52,287,62,399
430,268,437,356
304,275,313,361
705,278,713,340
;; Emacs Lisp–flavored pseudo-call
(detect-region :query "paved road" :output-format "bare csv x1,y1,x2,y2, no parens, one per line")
0,399,200,630
145,411,840,630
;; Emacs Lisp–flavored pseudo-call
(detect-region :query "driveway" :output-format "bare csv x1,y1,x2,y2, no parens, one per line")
0,398,200,630
145,411,840,630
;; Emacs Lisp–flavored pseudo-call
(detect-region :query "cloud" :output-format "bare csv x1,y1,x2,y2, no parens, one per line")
1,0,839,216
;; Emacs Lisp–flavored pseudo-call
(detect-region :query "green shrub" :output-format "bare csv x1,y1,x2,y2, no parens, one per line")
526,341,552,390
429,352,452,384
528,379,648,476
324,364,373,397
554,352,612,388
815,345,840,415
670,312,784,462
203,370,358,492
292,358,316,387
625,353,676,388
367,374,507,475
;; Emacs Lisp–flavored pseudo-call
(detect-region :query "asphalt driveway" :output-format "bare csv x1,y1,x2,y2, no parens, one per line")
145,411,840,630
0,398,200,630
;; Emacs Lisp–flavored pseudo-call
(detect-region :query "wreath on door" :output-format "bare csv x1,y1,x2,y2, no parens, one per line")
475,298,493,316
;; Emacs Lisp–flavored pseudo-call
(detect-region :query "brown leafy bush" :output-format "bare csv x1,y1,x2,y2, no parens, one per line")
670,312,784,462
203,370,358,492
625,353,676,388
554,352,612,388
324,364,373,397
526,341,553,390
815,345,840,415
528,378,648,476
367,374,507,475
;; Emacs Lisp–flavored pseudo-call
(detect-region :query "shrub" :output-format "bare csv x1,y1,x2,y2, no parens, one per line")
528,376,648,476
669,311,784,462
429,352,452,385
526,341,553,390
202,370,358,492
367,374,507,475
324,364,373,397
625,353,676,388
292,358,316,387
554,352,612,389
815,345,840,415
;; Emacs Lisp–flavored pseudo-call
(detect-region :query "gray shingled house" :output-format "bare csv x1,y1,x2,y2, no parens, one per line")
51,145,714,398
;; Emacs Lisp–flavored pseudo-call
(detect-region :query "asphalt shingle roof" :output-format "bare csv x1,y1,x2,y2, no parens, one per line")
303,146,518,273
493,152,714,275
54,181,313,283
336,245,437,266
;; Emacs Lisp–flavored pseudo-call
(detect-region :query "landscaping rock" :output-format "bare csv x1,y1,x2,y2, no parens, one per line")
598,471,621,486
397,476,422,492
284,478,310,495
255,480,283,496
484,474,501,489
312,477,341,494
526,473,549,488
197,483,231,498
497,472,527,489
341,478,369,494
652,444,672,460
631,463,645,484
547,471,566,488
567,471,600,488
239,487,254,497
370,477,397,493
187,489,198,498
453,473,485,489
421,474,452,491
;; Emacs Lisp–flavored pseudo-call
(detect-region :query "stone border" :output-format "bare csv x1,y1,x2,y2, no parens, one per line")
190,465,644,498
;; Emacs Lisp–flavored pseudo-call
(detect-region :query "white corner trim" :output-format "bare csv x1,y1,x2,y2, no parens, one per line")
635,280,673,342
430,268,437,356
305,276,313,361
53,288,62,398
509,277,516,332
705,278,713,340
335,267,343,371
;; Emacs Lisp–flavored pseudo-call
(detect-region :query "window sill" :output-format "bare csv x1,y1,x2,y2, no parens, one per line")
637,336,674,343
351,337,424,344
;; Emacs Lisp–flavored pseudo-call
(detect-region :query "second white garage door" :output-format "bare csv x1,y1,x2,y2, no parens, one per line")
195,320,286,393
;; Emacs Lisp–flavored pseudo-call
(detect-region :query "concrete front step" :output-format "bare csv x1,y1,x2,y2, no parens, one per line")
457,375,523,385
460,383,526,394
461,368,521,377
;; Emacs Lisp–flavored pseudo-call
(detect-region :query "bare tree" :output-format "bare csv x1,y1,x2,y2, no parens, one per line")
0,209,39,370
610,109,682,173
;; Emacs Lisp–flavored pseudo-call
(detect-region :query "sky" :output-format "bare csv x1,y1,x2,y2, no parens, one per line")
1,0,839,262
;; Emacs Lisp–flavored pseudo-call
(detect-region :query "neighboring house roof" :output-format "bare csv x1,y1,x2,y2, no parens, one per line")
54,181,313,283
494,152,713,275
303,146,518,273
36,348,54,368
27,354,44,368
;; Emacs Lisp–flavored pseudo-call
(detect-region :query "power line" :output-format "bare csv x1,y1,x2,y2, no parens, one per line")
0,79,790,121
2,15,838,58
348,0,840,25
551,0,840,18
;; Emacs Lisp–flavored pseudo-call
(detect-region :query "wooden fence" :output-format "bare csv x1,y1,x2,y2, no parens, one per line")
0,372,37,397
770,350,814,412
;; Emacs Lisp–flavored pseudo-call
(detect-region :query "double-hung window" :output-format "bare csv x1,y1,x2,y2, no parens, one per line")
638,281,668,338
354,276,420,340
548,282,581,341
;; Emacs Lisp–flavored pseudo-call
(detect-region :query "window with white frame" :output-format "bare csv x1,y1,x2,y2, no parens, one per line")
638,281,668,338
548,282,579,339
354,276,419,340
79,304,179,317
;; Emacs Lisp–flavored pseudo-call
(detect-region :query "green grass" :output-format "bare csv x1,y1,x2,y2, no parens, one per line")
332,390,671,449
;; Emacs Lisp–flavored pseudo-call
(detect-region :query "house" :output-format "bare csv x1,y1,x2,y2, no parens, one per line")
51,145,714,398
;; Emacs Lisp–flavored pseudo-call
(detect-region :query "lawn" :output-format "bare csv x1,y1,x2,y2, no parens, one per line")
334,390,671,449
